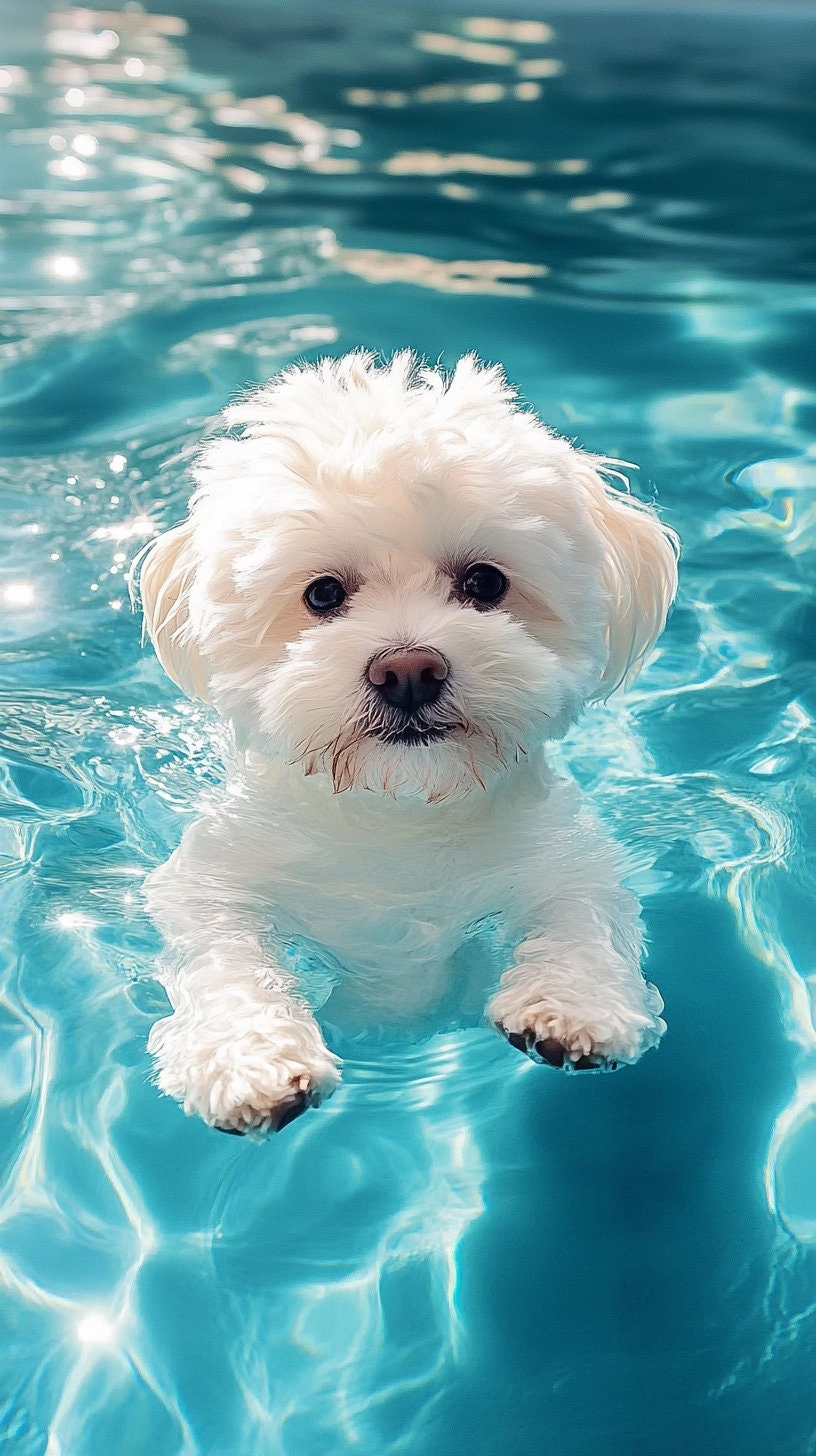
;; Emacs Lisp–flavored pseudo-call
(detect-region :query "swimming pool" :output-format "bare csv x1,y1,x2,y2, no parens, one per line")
1,1,815,1451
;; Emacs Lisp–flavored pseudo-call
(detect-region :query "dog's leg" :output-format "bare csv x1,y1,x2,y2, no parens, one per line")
147,940,341,1133
144,838,340,1134
486,910,665,1072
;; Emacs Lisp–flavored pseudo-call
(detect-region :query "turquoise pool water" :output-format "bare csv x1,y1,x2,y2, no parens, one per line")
1,2,816,1452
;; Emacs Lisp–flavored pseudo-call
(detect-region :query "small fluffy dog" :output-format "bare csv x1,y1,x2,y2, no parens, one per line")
138,352,678,1134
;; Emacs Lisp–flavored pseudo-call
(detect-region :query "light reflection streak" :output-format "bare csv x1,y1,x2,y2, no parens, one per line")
413,31,516,65
691,460,816,1245
569,189,631,211
648,427,816,1255
517,57,564,78
339,247,547,295
462,18,554,43
164,316,337,375
47,27,120,61
562,648,816,1255
710,775,816,1242
49,8,187,38
0,918,189,1451
215,1037,515,1454
383,149,535,177
346,79,541,107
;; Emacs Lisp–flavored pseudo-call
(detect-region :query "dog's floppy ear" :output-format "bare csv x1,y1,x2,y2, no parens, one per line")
578,459,679,699
137,521,212,702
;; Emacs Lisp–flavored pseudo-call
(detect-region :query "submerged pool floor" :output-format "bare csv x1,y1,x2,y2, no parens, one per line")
1,3,816,1453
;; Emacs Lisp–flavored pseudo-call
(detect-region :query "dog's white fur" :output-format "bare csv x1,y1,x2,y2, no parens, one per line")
138,351,678,1133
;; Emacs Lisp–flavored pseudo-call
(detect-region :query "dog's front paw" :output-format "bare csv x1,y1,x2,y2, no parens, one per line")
488,983,664,1073
209,1070,328,1137
178,1051,339,1136
149,1006,341,1134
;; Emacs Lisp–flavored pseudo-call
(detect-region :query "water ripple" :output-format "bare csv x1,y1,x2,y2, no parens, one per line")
2,3,816,1453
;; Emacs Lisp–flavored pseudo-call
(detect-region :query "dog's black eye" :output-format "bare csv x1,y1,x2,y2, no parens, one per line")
460,563,508,606
304,576,347,615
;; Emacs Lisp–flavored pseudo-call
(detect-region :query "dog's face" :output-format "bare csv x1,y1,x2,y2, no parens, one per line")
139,353,678,800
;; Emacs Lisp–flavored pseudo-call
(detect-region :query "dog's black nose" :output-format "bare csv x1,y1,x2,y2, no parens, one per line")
367,647,449,712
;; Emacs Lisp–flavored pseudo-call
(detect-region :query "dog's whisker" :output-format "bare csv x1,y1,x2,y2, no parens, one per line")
486,728,507,769
328,726,363,792
465,744,487,791
293,728,322,755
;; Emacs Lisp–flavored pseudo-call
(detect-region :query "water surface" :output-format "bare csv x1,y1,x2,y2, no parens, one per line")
1,3,816,1453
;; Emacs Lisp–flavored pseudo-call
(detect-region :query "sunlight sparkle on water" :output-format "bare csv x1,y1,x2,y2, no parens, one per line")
49,155,89,181
72,133,98,157
3,584,35,606
76,1313,116,1346
47,254,84,281
56,912,97,930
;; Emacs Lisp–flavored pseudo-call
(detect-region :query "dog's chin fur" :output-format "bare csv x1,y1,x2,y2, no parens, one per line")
305,731,499,803
137,351,680,1132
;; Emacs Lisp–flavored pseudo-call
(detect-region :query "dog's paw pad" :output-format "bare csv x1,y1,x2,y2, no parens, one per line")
212,1076,320,1136
271,1087,309,1131
506,1031,529,1055
501,1026,617,1072
535,1036,613,1071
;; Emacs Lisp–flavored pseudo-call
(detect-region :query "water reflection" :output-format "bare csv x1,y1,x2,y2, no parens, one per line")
0,0,573,395
339,248,547,295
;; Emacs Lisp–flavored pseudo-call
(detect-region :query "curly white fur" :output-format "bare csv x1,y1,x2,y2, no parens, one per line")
137,351,678,1133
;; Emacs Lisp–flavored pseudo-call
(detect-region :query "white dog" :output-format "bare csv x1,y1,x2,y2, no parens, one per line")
138,351,678,1135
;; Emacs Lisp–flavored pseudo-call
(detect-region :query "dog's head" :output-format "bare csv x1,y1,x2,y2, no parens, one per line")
138,352,678,800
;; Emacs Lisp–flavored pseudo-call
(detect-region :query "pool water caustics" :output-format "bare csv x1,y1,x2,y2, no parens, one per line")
1,2,816,1453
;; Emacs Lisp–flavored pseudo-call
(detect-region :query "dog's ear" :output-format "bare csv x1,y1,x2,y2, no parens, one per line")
137,521,211,702
577,460,679,699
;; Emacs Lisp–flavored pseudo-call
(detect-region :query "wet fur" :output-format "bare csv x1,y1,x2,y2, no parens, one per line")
137,352,678,1133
